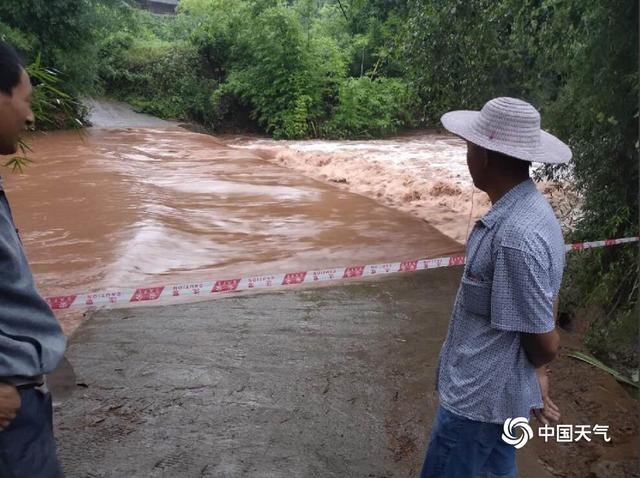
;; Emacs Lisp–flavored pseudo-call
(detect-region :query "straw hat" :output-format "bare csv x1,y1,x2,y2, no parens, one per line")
441,97,572,164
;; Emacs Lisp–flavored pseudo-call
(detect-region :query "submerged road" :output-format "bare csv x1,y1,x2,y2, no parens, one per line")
8,99,461,335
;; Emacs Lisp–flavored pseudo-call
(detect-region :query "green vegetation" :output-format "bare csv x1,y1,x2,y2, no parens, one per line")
0,0,128,129
97,1,416,138
1,0,637,375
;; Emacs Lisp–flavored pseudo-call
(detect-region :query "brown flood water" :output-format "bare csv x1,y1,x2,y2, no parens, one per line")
4,126,462,332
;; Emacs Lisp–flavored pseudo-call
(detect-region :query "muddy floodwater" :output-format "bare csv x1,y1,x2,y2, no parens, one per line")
4,117,465,331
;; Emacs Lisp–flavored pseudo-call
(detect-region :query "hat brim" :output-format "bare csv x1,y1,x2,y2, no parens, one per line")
441,110,572,165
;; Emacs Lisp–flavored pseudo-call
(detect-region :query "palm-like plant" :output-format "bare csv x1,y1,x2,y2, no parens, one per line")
4,139,33,173
6,54,85,172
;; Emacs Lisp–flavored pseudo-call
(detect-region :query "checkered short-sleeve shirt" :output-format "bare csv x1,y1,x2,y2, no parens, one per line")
436,179,565,424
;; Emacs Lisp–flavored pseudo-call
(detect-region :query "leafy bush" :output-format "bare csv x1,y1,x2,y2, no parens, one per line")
99,35,218,125
219,6,316,138
0,0,131,132
28,55,87,130
109,0,413,138
325,77,416,137
0,0,128,92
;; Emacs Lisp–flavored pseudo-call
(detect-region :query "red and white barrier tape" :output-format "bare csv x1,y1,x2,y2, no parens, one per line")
44,236,640,310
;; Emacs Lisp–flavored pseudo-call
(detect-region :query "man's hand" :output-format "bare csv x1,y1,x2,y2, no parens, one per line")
533,366,560,425
0,382,21,430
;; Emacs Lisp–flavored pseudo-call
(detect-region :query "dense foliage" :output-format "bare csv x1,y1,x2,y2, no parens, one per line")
0,0,128,128
1,0,637,372
95,0,417,138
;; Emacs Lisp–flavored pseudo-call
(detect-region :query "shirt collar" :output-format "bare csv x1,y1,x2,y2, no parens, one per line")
478,178,536,229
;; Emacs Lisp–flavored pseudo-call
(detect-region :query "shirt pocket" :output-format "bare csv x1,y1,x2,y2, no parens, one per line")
460,276,492,318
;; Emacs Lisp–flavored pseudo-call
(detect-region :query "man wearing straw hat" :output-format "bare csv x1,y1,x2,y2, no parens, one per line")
420,97,571,477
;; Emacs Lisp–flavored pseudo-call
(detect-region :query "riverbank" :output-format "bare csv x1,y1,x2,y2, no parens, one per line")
533,310,639,477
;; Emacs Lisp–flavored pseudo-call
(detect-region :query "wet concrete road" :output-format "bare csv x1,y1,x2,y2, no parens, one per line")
85,98,177,129
53,269,551,477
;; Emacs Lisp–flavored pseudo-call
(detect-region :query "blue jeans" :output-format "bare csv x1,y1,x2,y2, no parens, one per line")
420,405,517,478
0,387,64,478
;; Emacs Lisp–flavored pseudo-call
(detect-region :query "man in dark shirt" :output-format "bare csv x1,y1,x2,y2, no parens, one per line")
0,41,66,477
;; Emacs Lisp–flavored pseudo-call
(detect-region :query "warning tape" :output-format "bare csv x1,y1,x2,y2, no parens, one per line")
44,236,639,310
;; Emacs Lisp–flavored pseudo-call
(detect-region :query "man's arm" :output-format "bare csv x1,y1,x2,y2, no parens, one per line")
526,299,561,424
491,244,564,423
521,328,560,368
0,382,21,429
521,298,560,367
